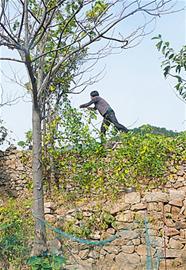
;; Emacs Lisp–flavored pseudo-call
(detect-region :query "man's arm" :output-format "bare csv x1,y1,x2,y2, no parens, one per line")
80,100,95,108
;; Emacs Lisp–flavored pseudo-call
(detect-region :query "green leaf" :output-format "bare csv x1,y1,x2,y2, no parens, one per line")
163,66,170,77
152,34,161,40
156,40,163,51
175,65,181,73
168,53,174,59
17,141,26,147
174,75,182,83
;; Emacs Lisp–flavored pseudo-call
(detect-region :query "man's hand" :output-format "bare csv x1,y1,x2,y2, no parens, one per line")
87,107,95,111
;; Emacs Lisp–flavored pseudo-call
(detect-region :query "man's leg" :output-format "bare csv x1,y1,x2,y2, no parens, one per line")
107,111,129,132
100,117,111,143
101,117,111,134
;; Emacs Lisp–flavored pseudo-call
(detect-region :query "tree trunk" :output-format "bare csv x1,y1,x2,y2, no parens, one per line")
31,102,47,256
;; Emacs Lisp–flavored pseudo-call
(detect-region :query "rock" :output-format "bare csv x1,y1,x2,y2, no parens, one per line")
104,196,129,214
163,249,183,258
118,230,140,240
45,214,56,223
83,211,91,217
180,229,186,239
165,219,175,228
169,199,183,207
177,169,185,176
166,227,180,237
136,245,147,256
65,214,75,222
183,199,186,207
159,258,184,270
122,245,135,254
113,237,128,246
177,176,185,181
147,202,157,211
47,239,61,254
116,211,134,223
125,192,141,204
174,182,184,188
131,203,147,211
157,202,164,212
88,250,100,259
169,190,185,201
175,222,186,230
44,207,53,214
79,249,89,260
117,252,140,265
132,238,141,245
106,228,116,235
97,254,115,270
151,237,163,248
181,246,186,263
169,238,184,249
114,220,136,230
100,249,107,256
90,231,101,240
56,208,66,216
44,202,55,209
103,245,120,255
143,192,169,203
15,186,22,190
171,206,181,221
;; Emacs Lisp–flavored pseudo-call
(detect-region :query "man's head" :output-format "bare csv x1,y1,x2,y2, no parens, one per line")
90,91,99,99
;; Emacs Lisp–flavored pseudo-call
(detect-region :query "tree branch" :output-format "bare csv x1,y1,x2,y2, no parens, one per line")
0,57,25,63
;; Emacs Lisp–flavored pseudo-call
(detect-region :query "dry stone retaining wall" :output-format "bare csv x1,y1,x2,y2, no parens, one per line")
44,186,186,270
0,147,186,269
0,147,31,197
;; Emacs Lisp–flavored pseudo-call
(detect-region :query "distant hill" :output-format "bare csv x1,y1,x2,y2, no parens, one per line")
131,124,182,137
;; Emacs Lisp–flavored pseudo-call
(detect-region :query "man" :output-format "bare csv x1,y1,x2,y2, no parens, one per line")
80,91,129,135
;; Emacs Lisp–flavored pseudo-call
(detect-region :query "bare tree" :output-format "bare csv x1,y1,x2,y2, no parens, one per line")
0,0,175,256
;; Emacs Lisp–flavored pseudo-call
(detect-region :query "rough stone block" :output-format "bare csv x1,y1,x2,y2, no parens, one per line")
143,192,169,203
125,192,141,204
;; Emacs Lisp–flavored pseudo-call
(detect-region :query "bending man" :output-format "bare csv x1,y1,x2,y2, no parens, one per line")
80,91,129,135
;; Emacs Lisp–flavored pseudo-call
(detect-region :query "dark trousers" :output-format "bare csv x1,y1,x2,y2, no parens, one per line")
101,109,129,134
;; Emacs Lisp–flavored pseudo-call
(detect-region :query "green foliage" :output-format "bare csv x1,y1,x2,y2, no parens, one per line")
153,35,186,100
52,127,185,196
0,198,33,269
18,130,32,149
0,119,8,145
62,209,115,238
20,98,185,197
27,255,66,270
86,0,108,21
38,98,186,195
44,99,100,153
132,124,179,137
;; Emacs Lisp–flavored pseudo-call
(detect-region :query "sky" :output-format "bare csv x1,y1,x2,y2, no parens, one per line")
0,1,186,148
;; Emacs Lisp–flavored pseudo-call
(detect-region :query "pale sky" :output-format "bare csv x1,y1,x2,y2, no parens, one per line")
0,1,186,148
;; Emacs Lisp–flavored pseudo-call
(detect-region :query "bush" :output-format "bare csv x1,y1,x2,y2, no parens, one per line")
0,198,33,269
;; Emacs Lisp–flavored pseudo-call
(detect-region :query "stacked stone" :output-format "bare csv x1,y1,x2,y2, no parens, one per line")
0,146,31,196
0,147,186,269
44,186,186,270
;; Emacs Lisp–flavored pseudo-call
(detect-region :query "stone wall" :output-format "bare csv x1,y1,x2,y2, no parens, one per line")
43,164,186,270
0,146,31,197
0,147,186,269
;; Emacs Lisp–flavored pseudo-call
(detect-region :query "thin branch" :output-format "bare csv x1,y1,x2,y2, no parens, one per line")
45,2,84,90
0,57,25,63
0,23,20,46
0,85,28,107
17,4,25,42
